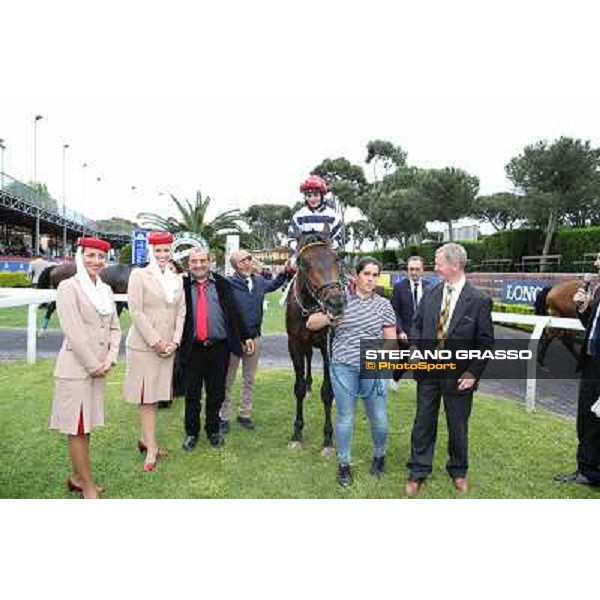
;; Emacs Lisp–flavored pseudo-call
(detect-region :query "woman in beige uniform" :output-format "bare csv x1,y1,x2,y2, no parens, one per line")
49,236,121,499
124,231,185,472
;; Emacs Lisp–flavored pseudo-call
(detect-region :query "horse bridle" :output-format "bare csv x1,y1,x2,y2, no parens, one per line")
293,240,343,317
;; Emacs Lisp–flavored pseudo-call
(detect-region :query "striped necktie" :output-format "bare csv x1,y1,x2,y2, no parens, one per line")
435,285,454,350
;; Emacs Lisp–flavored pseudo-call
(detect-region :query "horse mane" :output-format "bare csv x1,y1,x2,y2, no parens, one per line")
298,232,332,251
36,265,55,289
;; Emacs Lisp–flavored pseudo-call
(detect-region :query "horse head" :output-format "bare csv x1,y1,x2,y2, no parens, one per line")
296,232,346,318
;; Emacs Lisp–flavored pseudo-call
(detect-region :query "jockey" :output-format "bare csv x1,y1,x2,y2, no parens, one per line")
288,175,344,258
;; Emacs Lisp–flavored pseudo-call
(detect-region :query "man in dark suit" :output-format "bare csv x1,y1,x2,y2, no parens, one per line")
406,243,494,497
554,252,600,487
390,256,431,386
179,247,254,450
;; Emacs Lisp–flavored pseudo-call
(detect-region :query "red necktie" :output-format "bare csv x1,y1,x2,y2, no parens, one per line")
196,281,208,341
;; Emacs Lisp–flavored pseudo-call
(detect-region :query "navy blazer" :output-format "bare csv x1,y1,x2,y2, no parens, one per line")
227,270,289,337
390,277,432,334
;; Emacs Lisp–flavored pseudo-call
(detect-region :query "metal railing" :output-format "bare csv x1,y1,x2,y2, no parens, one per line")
0,288,586,412
1,172,131,235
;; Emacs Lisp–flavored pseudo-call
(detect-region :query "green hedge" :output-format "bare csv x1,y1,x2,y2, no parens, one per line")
348,226,600,272
0,272,31,287
556,226,600,268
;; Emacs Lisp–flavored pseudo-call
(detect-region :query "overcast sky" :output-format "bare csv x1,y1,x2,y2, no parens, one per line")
1,0,599,225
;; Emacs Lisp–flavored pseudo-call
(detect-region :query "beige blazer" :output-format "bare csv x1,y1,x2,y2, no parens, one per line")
53,277,122,379
126,267,185,352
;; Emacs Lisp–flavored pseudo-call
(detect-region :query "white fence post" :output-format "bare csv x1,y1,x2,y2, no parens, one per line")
27,303,39,364
526,316,550,412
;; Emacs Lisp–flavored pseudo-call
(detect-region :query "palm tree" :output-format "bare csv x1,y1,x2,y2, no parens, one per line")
137,190,246,251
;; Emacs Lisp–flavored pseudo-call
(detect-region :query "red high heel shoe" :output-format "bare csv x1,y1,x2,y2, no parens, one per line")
143,447,167,472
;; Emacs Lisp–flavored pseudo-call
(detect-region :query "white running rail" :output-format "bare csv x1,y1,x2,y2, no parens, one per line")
0,289,586,411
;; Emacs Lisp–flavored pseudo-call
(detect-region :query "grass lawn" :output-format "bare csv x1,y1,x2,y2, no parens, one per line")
0,289,287,335
0,360,597,499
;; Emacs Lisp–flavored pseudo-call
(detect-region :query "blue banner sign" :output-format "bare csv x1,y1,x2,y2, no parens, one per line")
0,260,29,273
501,279,554,305
132,229,148,265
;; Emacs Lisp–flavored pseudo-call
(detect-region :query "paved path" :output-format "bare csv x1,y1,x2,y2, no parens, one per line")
0,326,580,418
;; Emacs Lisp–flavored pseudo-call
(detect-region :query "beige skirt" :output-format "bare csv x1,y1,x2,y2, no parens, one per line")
123,348,174,405
50,377,106,435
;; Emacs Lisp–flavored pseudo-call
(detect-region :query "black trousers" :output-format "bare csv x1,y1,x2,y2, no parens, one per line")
392,338,410,382
407,379,473,480
184,340,230,438
577,357,600,483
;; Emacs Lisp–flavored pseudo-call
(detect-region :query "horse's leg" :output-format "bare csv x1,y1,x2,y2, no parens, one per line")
306,352,312,395
39,302,55,335
289,346,307,449
537,330,552,369
561,335,580,363
320,345,335,459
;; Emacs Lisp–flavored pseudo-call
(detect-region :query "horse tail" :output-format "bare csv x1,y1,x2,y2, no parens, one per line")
534,286,552,316
36,265,55,289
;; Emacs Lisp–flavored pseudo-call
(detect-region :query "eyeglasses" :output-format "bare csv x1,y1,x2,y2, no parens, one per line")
304,191,321,198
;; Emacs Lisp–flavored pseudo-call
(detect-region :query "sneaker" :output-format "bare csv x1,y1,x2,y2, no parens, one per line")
370,456,385,478
337,464,353,487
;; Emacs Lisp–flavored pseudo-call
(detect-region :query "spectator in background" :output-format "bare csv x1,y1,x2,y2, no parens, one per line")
219,250,292,432
389,256,431,389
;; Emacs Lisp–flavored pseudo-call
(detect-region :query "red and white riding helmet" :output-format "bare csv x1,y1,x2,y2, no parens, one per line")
300,175,328,195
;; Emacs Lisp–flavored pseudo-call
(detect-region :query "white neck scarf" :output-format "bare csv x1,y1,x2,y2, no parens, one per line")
148,246,178,304
74,247,115,316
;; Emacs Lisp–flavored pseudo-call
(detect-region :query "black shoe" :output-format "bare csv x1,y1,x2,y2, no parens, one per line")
157,400,172,410
182,435,198,452
208,433,225,448
554,471,598,486
220,419,230,434
370,456,385,478
237,416,255,430
337,464,353,487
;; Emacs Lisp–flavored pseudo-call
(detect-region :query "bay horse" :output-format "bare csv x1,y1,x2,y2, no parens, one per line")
37,262,136,332
534,278,590,367
286,232,346,457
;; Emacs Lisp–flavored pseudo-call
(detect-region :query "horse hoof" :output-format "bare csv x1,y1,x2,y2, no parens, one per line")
321,446,335,460
288,441,302,450
37,330,46,338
